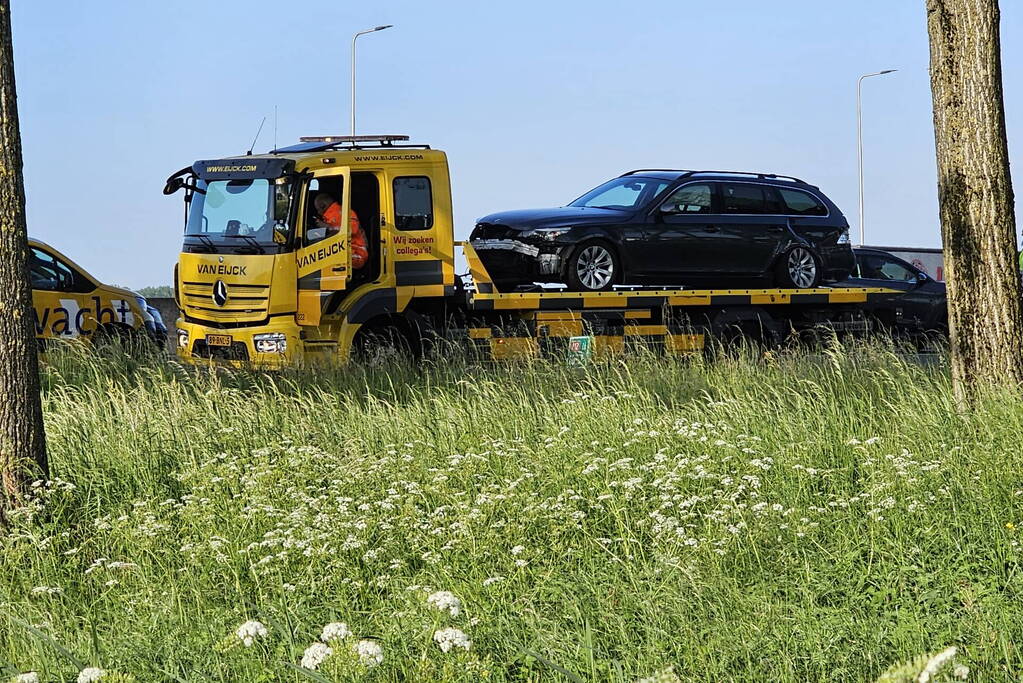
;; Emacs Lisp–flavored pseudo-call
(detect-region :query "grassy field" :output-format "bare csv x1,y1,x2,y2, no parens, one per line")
0,343,1019,681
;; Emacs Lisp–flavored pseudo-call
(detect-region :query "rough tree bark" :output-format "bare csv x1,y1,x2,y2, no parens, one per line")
926,0,1023,404
0,0,47,524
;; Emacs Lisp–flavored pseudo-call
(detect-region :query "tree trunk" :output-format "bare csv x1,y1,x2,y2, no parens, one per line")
0,0,47,525
926,0,1023,404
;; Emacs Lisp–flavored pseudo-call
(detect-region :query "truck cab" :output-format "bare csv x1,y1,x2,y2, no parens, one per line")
168,135,456,365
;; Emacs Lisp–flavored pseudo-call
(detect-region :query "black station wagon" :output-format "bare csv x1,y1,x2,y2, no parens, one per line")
470,170,856,292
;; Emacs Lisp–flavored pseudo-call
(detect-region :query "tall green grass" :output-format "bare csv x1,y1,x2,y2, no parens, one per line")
0,342,1017,682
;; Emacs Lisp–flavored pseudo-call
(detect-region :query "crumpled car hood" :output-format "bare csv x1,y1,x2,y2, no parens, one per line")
476,206,630,229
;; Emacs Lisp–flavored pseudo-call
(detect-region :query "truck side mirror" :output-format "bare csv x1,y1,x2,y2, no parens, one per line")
163,177,185,195
272,221,289,245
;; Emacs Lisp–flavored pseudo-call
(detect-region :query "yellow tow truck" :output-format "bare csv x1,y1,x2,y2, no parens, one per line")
165,135,902,366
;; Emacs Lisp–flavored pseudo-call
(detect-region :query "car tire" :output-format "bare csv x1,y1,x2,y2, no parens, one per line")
775,246,822,289
565,240,620,292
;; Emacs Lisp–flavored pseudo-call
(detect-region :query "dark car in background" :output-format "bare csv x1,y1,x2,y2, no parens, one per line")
470,170,855,292
835,248,947,336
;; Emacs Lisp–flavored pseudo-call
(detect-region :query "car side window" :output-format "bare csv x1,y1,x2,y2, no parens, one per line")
778,188,828,216
721,183,772,214
30,247,77,291
661,183,713,214
859,254,917,282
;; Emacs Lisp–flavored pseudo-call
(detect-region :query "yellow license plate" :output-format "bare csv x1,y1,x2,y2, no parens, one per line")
206,334,233,347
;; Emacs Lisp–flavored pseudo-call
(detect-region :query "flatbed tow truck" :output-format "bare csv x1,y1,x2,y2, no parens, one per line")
165,135,905,366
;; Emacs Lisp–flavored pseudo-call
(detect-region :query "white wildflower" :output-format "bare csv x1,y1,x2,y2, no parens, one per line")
76,668,106,683
354,639,383,667
301,642,333,670
15,673,40,683
106,561,138,571
30,586,61,596
637,667,681,683
918,646,957,683
320,622,351,642
482,576,505,586
515,559,529,567
426,590,462,617
511,545,526,555
433,627,472,653
953,664,969,680
235,620,268,647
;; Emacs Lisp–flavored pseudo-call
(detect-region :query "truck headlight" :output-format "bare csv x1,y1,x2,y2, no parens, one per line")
253,332,288,354
176,328,189,349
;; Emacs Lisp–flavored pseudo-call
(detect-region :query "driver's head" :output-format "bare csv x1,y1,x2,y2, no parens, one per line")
314,193,336,214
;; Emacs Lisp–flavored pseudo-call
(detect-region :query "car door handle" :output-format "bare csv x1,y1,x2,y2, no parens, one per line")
704,226,720,233
767,226,785,233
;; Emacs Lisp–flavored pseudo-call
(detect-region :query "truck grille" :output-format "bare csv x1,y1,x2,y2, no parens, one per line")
180,281,270,324
191,340,250,361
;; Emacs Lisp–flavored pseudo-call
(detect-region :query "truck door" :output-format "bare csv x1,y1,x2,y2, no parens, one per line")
295,167,352,326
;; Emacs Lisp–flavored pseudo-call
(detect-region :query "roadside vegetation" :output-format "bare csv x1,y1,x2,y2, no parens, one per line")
0,342,1017,681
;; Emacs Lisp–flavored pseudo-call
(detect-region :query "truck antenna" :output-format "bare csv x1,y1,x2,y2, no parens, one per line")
273,105,278,152
246,116,267,156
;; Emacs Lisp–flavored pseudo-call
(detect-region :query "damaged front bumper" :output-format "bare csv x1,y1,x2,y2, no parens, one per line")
470,238,564,279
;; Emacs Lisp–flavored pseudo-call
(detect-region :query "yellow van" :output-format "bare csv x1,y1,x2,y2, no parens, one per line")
29,239,162,347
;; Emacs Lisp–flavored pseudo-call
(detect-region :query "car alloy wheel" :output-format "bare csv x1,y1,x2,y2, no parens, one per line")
575,244,615,291
786,247,818,288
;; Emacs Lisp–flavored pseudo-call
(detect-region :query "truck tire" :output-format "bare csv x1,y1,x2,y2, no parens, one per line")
565,240,620,292
774,246,821,289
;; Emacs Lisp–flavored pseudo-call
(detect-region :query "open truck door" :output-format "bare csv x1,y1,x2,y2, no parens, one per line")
296,167,352,326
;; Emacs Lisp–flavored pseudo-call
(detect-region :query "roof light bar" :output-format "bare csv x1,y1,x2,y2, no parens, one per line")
299,134,410,144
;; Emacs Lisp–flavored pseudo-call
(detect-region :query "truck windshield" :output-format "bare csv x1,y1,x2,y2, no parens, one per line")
185,178,292,250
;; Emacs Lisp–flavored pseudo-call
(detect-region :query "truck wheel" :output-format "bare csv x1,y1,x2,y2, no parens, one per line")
565,240,620,292
775,246,821,289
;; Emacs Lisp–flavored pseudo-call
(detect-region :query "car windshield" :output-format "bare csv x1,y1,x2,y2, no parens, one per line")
568,176,671,210
185,178,292,248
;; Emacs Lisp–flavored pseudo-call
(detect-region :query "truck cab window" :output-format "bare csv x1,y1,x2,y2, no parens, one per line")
304,177,345,246
393,176,433,230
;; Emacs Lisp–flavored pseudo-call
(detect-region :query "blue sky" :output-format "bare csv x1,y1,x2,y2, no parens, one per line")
12,0,1023,288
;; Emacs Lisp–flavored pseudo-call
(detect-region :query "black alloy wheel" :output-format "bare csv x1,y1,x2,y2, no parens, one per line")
775,246,821,289
566,241,620,292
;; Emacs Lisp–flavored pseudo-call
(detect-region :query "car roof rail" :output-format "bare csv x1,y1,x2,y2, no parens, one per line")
618,169,692,177
681,170,808,184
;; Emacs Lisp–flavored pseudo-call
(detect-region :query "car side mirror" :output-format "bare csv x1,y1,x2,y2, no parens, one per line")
658,201,681,215
916,272,929,283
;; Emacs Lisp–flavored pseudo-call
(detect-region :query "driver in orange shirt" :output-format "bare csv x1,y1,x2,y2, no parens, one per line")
312,192,368,269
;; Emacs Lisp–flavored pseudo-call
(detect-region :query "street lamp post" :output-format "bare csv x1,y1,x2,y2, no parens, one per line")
351,25,393,136
856,69,896,245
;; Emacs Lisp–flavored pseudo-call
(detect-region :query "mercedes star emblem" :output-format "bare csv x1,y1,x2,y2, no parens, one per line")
212,280,228,307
